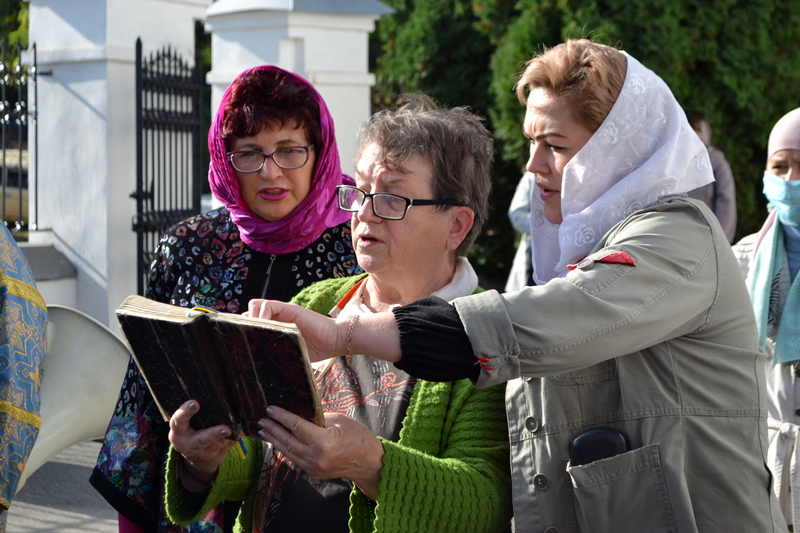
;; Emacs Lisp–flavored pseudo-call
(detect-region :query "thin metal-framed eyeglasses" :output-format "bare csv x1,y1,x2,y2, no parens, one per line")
337,185,462,221
227,146,313,172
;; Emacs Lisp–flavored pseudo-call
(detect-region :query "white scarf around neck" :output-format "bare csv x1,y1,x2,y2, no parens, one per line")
342,256,478,318
529,52,713,284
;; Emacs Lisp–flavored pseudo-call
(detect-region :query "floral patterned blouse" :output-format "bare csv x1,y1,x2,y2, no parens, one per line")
90,207,361,533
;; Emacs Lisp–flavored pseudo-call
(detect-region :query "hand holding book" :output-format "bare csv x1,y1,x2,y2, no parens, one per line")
257,405,385,500
170,400,236,492
243,298,402,365
116,295,325,440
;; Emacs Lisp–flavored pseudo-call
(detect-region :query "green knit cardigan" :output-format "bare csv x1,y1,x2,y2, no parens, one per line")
165,274,512,533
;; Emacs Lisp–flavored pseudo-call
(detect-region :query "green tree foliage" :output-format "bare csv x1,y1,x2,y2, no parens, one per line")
0,0,28,58
374,0,800,285
373,1,494,113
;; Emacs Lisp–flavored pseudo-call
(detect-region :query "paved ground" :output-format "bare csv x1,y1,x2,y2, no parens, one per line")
6,441,117,533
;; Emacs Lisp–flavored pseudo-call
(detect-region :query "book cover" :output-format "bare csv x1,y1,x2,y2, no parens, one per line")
115,294,324,439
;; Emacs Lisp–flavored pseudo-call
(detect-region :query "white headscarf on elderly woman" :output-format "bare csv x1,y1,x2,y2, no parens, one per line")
529,53,713,284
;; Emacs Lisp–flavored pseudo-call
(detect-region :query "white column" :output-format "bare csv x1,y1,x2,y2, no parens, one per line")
26,0,212,327
205,0,393,175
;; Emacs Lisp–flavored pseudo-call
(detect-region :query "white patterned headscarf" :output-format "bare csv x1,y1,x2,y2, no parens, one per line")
529,52,713,284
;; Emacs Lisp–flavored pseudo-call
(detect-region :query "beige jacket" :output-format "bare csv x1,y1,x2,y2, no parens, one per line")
734,216,798,529
454,196,786,533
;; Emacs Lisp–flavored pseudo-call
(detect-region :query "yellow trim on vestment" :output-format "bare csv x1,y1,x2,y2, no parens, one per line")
0,271,46,310
0,400,42,428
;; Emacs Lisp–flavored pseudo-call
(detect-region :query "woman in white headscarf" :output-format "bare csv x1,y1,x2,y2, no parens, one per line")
733,107,800,530
246,40,786,532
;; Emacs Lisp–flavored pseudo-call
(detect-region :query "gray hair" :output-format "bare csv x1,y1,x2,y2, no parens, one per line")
355,94,493,257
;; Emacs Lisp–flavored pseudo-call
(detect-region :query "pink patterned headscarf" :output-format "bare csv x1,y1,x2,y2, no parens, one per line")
208,65,353,254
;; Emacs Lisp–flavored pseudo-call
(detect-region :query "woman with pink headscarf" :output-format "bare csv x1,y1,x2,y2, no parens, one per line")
90,66,362,533
734,107,800,530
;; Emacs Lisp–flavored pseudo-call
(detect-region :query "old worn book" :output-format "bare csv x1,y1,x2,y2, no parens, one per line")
115,294,324,439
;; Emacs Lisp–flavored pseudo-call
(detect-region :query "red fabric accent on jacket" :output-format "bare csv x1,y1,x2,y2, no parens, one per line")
567,251,637,270
596,251,636,266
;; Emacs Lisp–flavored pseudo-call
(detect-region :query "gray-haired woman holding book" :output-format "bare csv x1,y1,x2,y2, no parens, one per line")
164,95,513,533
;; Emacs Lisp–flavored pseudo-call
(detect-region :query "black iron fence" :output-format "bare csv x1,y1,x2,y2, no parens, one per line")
0,41,31,234
132,38,205,295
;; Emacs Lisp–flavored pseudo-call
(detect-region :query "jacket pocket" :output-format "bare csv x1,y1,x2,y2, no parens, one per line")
550,359,618,386
566,445,684,533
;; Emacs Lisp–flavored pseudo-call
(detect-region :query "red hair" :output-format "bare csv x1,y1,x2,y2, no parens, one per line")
222,69,322,150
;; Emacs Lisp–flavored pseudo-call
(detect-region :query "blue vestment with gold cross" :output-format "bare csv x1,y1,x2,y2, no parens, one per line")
0,224,46,516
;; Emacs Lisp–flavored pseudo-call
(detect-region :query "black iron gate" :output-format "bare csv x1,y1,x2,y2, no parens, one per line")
133,38,204,295
0,41,32,233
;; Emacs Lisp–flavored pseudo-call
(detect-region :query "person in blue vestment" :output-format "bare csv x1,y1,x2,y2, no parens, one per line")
0,224,47,529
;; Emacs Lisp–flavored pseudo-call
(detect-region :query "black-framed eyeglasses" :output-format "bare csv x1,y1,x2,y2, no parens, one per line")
337,185,462,221
227,146,312,173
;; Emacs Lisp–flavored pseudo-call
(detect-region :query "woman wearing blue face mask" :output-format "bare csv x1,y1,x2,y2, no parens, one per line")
733,106,800,530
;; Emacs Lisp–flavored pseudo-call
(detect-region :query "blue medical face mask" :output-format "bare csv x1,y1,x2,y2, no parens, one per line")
763,170,800,227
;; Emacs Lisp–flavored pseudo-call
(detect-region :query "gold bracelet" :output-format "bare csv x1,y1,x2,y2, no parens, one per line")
345,314,359,367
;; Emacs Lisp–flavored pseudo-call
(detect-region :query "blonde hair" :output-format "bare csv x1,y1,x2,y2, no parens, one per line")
515,39,627,132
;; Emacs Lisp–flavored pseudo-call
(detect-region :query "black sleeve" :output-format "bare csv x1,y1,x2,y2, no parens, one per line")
392,296,479,382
